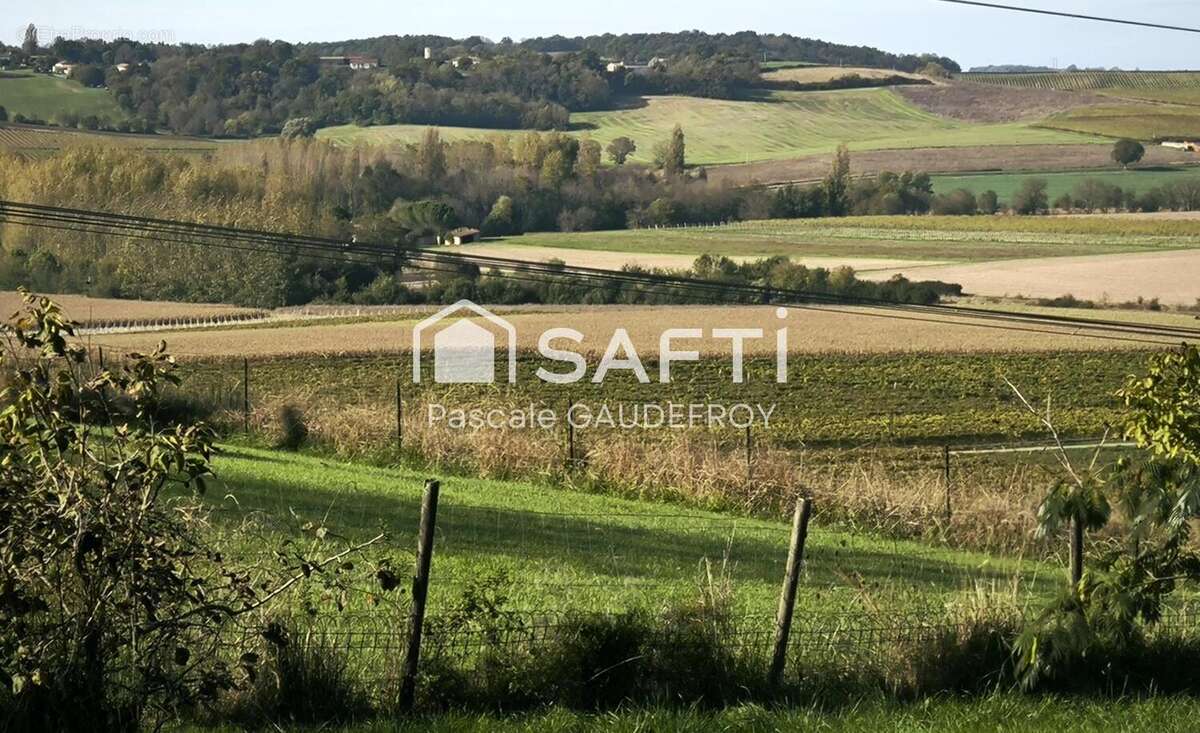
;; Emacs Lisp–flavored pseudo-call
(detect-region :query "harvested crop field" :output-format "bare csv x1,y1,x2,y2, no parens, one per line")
456,243,933,272
494,215,1200,262
897,83,1103,123
88,304,1174,359
704,143,1193,187
2,291,261,325
866,249,1200,306
0,124,221,158
761,66,926,84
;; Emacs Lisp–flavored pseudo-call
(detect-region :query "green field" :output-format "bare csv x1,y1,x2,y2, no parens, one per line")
0,70,126,122
493,215,1200,261
316,89,1100,165
184,345,1151,453
932,167,1200,204
1103,87,1200,106
1041,102,1200,141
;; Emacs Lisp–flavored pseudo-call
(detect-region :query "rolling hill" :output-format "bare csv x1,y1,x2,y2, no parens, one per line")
317,88,1101,166
0,71,126,122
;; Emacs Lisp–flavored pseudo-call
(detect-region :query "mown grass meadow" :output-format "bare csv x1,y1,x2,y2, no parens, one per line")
316,89,1099,165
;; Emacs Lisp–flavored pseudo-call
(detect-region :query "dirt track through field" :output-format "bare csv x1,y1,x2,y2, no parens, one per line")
865,249,1200,305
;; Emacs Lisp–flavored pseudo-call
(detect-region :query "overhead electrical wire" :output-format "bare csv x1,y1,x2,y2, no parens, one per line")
0,199,1195,347
935,0,1200,34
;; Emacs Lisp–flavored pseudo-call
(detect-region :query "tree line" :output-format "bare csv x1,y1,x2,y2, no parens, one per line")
4,30,960,137
515,30,960,72
0,138,962,307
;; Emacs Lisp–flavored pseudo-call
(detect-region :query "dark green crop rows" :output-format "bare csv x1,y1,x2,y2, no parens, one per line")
177,348,1152,447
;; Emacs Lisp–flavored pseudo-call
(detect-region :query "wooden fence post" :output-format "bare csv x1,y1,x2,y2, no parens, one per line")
399,479,440,712
1070,513,1084,587
769,497,813,687
97,345,105,370
943,445,952,522
242,357,250,433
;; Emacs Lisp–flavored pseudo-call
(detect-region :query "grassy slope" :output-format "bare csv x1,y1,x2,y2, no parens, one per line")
209,446,1053,617
1041,103,1200,141
932,167,1200,204
492,215,1200,261
0,71,125,121
316,89,1098,165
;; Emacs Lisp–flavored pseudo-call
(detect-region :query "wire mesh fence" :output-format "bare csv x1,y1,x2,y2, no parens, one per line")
66,347,1200,699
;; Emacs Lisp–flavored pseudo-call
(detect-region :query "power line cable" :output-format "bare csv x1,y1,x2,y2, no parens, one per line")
1,200,1195,346
936,0,1200,34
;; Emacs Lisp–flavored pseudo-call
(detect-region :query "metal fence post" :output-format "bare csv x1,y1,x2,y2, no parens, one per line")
566,397,575,470
769,497,812,687
399,479,440,711
745,424,753,485
943,444,952,522
395,376,403,455
242,357,250,433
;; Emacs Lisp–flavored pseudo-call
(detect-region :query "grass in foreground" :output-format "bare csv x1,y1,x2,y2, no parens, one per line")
207,446,1055,618
316,89,1097,165
178,694,1200,732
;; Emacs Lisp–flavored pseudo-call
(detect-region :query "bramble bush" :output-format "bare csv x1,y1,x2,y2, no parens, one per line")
0,293,391,731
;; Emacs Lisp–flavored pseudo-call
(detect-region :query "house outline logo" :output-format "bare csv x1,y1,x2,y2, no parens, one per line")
412,300,517,384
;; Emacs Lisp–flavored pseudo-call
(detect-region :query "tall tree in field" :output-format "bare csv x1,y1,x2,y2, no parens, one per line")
662,125,686,175
606,136,637,165
824,144,852,216
1012,178,1050,215
417,127,447,183
21,24,38,55
1112,138,1145,169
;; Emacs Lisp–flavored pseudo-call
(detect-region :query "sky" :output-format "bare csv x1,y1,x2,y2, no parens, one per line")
18,1,1200,70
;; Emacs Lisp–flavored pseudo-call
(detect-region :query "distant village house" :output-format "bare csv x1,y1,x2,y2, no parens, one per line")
441,227,481,245
52,61,76,76
1162,141,1199,153
318,55,381,70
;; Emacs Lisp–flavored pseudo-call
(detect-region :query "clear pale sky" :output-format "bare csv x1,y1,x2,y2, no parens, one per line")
17,1,1199,70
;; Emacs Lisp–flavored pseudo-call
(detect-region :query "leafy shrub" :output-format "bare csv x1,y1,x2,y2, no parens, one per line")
230,620,370,726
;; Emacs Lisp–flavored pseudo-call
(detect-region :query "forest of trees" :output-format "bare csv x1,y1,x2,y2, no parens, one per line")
0,137,958,307
516,31,960,72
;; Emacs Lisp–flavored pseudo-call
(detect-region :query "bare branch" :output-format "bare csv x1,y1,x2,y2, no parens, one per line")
1004,377,1083,487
